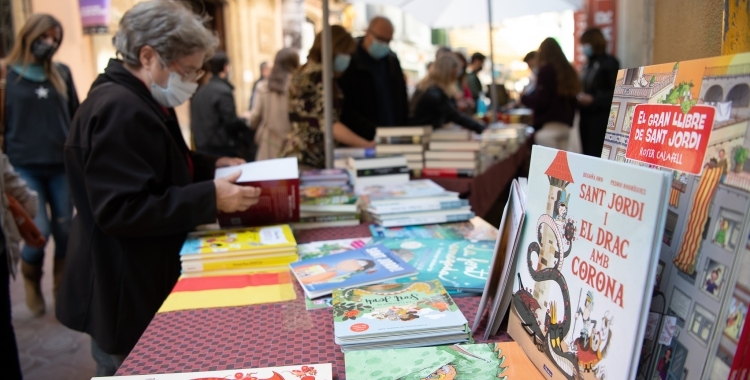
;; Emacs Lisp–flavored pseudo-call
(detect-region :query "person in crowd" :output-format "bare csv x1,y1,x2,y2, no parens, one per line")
338,16,408,141
248,48,300,160
453,52,475,114
0,153,39,380
250,61,271,109
191,51,251,159
409,54,485,133
56,1,261,376
282,25,374,169
521,38,580,149
522,50,538,95
577,28,619,157
2,13,78,316
466,52,486,102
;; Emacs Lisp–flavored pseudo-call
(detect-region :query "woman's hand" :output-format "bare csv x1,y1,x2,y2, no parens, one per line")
216,156,246,168
214,171,262,213
577,93,594,106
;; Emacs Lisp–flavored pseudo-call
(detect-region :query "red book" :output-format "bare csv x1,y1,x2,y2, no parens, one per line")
730,315,750,379
215,158,300,228
422,167,475,178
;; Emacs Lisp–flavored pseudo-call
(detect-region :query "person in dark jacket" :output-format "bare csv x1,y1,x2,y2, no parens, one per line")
2,13,78,317
577,28,620,157
466,52,485,102
191,51,253,160
521,38,581,149
409,54,485,133
57,2,261,376
338,16,408,141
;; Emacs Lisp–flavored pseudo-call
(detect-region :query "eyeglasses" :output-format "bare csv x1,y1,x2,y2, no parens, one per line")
158,55,205,82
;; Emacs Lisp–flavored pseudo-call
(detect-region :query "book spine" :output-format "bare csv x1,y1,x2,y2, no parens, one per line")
422,168,475,178
298,214,359,223
378,212,475,227
182,254,298,273
376,136,423,144
372,199,468,214
355,166,409,177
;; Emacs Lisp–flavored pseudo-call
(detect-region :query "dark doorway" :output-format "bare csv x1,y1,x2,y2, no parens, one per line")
183,0,227,52
0,0,14,58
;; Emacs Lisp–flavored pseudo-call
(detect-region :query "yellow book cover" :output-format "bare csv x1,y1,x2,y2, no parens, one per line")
181,252,298,273
180,225,296,258
179,265,290,278
180,246,295,262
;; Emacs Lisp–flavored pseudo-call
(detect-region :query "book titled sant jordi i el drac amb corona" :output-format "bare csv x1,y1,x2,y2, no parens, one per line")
508,146,670,380
91,363,332,379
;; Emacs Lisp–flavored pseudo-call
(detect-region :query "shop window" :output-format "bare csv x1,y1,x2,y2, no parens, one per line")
615,148,627,163
607,104,620,130
622,103,638,133
601,145,612,160
689,304,716,346
712,208,743,252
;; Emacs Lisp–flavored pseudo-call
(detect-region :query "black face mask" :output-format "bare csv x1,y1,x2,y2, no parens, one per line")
31,39,58,62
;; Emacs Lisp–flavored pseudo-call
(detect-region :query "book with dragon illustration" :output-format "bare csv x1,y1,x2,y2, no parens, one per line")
91,363,332,379
344,342,542,379
602,53,750,379
369,216,499,241
180,225,297,260
508,146,670,380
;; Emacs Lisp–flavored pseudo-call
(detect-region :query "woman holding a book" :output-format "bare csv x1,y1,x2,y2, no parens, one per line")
281,26,376,169
56,1,262,376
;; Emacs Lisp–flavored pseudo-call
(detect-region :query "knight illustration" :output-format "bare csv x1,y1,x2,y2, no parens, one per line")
575,291,597,350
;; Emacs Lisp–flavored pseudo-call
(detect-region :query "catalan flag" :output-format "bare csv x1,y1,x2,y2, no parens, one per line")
673,166,723,274
669,188,680,208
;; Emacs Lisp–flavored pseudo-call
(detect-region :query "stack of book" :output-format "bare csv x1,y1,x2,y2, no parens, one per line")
375,126,431,175
347,155,409,193
334,147,375,169
423,127,480,178
296,168,359,230
360,179,474,227
477,125,528,174
179,225,298,277
331,279,471,351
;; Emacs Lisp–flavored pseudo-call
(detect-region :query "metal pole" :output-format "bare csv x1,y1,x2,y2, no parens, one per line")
322,0,334,168
487,0,498,123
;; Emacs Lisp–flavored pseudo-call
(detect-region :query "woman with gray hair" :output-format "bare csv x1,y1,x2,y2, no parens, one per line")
56,1,261,375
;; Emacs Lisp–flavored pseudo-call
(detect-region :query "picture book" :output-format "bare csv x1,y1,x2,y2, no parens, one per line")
369,216,498,241
373,238,494,292
305,296,333,310
289,244,417,298
357,179,448,201
91,364,332,379
297,237,372,261
344,342,542,380
373,207,475,228
300,168,349,182
300,185,356,205
508,146,670,380
180,225,296,258
602,52,750,380
215,158,300,227
331,280,468,340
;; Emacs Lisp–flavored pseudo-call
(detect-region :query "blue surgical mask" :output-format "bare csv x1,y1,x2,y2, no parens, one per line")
582,43,594,58
531,67,539,76
148,56,198,108
368,40,390,60
334,54,351,72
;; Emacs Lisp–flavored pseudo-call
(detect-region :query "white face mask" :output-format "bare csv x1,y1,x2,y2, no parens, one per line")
148,61,199,108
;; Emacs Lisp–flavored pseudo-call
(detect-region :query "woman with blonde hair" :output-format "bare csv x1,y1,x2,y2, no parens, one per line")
1,13,78,317
408,54,485,133
249,48,300,160
282,25,374,168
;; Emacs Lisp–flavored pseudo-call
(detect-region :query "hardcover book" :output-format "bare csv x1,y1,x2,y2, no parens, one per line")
300,185,356,206
369,217,498,241
508,146,670,380
180,225,296,260
297,237,372,261
91,364,332,379
290,244,417,298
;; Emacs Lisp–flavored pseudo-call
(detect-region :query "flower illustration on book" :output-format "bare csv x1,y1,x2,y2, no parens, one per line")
333,301,373,321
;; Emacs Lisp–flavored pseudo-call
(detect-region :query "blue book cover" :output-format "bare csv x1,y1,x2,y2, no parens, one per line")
374,238,494,291
290,244,417,298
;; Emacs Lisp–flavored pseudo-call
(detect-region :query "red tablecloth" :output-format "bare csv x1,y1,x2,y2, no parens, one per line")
116,225,511,379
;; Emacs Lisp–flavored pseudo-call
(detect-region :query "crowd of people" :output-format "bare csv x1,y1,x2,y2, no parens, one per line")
0,0,620,378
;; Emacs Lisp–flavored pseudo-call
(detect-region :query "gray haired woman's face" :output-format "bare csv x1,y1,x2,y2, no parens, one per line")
143,47,206,88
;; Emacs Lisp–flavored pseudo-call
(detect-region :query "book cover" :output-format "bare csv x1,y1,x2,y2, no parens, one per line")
331,280,467,339
297,237,372,261
374,238,494,291
368,198,467,215
376,135,424,144
509,146,669,380
603,53,750,380
181,252,298,273
369,217,498,241
91,364,332,379
344,342,541,380
300,185,356,205
422,167,475,178
180,225,296,257
300,168,349,182
289,244,417,298
357,179,448,201
215,158,300,228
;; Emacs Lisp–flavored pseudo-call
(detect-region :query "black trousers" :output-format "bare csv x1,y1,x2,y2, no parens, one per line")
1,242,23,379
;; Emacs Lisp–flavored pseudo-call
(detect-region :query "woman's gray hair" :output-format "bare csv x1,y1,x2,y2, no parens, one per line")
114,0,218,67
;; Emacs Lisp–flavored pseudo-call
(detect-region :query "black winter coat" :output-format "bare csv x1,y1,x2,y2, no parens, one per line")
57,59,219,355
408,85,485,133
579,54,620,157
338,41,409,141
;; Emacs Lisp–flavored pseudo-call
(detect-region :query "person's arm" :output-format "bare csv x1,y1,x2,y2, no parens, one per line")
442,92,485,133
57,63,80,118
216,90,248,137
337,71,378,136
2,154,37,217
333,121,375,148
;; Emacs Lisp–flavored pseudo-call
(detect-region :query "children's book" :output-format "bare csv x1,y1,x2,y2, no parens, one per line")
357,179,448,201
508,146,670,380
300,185,356,205
289,244,417,298
344,342,542,380
369,216,498,241
300,168,349,182
180,225,297,260
215,157,300,227
296,237,372,261
91,364,332,379
305,296,333,310
372,207,475,228
373,238,494,292
602,53,750,380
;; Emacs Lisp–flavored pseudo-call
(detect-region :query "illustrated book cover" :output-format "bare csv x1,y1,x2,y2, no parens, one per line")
91,364,332,379
180,225,296,260
508,146,670,380
289,244,417,298
297,237,372,261
369,216,499,242
602,52,750,380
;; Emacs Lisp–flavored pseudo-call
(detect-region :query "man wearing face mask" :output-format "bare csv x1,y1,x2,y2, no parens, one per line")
57,2,261,376
577,28,620,157
190,51,253,160
338,16,409,141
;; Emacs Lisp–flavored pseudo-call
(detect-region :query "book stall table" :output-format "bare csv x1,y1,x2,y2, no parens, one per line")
116,224,511,379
